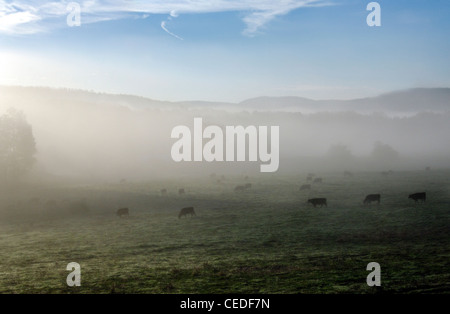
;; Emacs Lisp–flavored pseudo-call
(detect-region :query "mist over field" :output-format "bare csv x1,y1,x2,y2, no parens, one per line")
0,86,450,294
1,86,449,182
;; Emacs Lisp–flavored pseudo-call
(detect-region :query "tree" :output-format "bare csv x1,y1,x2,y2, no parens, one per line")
327,144,354,160
0,108,36,183
370,141,399,163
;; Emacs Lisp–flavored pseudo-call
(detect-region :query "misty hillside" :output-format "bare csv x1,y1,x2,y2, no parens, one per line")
1,86,449,115
1,86,450,181
240,88,450,114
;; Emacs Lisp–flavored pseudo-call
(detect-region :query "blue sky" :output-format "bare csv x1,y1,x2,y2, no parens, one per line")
0,0,449,102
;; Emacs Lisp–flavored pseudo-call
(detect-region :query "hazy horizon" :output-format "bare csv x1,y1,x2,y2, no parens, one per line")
1,85,450,183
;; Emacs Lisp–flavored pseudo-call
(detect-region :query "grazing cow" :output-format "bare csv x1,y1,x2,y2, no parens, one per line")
409,192,426,202
364,194,381,205
313,177,323,183
300,184,311,191
178,207,196,218
117,207,129,217
234,185,245,192
244,183,252,189
160,189,168,196
178,188,185,195
308,198,327,207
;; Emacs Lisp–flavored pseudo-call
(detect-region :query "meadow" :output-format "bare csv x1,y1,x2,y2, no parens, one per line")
0,170,449,294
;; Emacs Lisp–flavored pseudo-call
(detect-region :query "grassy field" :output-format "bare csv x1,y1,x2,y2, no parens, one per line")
0,170,449,294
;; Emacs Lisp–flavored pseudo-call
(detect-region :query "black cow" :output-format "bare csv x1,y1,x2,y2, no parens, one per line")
179,207,196,218
364,194,380,205
308,198,327,207
117,207,129,217
244,183,252,189
409,192,426,202
313,178,323,183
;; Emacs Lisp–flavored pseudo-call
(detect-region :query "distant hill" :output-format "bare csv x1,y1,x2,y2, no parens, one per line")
239,88,450,114
1,85,450,179
1,86,449,115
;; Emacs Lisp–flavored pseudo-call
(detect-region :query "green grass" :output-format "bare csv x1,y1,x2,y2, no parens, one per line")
0,170,449,293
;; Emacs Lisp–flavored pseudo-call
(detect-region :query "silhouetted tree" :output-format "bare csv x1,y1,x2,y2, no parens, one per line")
0,109,36,183
370,141,399,163
327,144,354,160
326,144,355,168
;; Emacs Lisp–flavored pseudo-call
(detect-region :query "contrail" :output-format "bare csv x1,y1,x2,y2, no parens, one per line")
161,21,183,40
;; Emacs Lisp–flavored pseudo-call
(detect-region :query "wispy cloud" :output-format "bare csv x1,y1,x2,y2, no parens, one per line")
161,20,183,40
0,0,332,36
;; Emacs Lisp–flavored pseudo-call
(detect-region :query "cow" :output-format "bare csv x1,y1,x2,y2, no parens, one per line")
308,198,327,207
160,189,168,196
178,188,185,195
313,177,323,183
409,192,426,202
234,185,246,192
300,184,311,191
244,183,252,189
178,206,196,218
117,207,129,218
306,175,313,182
364,194,380,205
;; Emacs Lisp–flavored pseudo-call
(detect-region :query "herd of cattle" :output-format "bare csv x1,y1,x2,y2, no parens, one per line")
114,171,428,218
303,172,427,208
306,192,426,208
